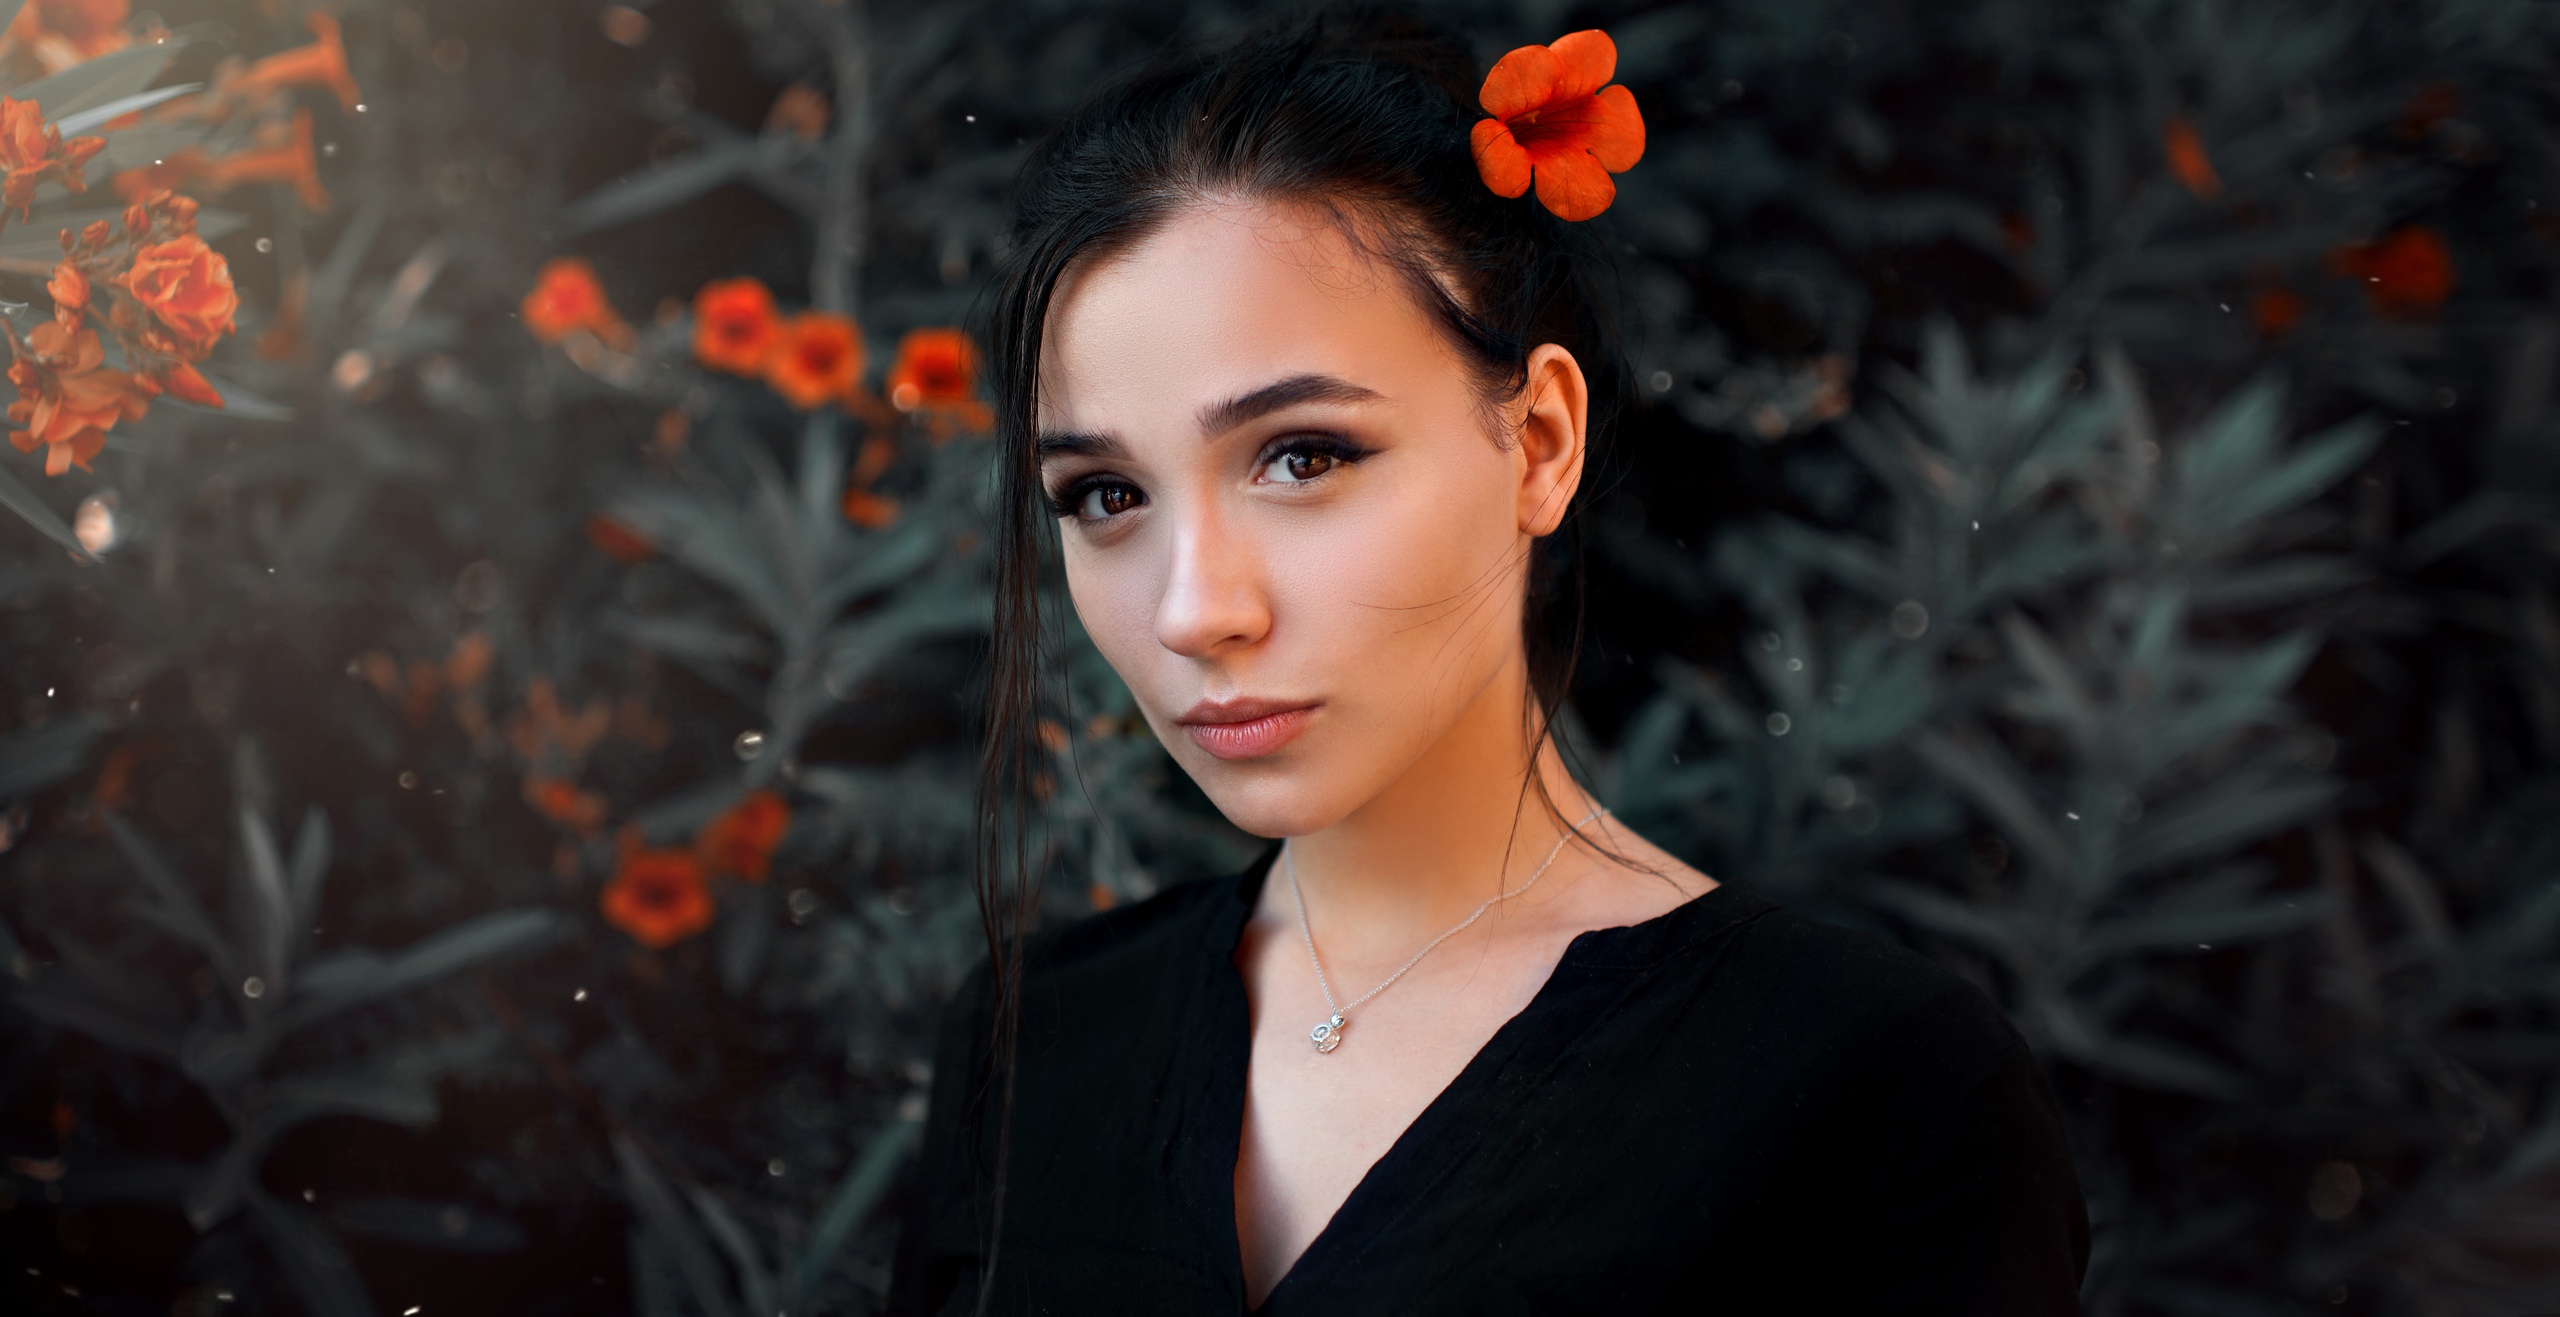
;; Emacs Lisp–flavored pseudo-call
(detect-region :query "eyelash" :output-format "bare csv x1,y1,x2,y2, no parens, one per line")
1044,434,1372,522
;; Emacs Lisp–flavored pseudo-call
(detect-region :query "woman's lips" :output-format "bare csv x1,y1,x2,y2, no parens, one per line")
1179,702,1317,760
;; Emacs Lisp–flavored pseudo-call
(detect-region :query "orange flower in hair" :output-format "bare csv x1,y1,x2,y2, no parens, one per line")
1470,30,1645,222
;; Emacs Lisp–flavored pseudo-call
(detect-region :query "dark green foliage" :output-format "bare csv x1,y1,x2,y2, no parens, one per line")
0,0,2551,1313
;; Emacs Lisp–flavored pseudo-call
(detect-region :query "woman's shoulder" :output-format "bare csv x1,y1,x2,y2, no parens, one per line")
1665,882,2031,1081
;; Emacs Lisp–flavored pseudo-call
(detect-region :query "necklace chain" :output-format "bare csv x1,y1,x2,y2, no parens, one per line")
1285,806,1607,1054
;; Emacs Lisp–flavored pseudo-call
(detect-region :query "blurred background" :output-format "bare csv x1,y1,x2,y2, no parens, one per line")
0,0,2553,1312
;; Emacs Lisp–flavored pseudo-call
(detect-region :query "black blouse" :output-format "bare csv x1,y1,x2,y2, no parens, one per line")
892,847,2089,1315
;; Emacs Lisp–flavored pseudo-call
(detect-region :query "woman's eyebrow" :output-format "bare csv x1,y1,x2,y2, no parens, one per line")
1034,430,1126,461
1195,373,1384,436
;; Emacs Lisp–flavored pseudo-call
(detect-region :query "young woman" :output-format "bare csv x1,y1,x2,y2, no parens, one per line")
894,14,2088,1315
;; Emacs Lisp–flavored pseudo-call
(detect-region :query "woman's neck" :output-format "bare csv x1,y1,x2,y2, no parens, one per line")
1279,651,1598,961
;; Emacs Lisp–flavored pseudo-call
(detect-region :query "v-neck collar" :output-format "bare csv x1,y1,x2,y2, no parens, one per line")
1192,843,1777,1313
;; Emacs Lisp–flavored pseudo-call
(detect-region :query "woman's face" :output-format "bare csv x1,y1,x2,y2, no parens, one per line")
1037,200,1584,838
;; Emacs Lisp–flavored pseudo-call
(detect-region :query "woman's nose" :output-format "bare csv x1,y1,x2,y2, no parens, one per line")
1154,503,1270,659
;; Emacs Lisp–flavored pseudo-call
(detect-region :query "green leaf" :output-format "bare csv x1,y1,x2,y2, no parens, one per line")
106,812,233,972
1914,729,2080,886
54,82,200,134
245,1191,375,1317
0,710,99,799
282,908,562,1033
2115,778,2337,878
685,1185,775,1317
567,139,783,234
1865,879,2039,964
21,42,181,120
613,1135,745,1317
237,806,295,996
8,981,181,1061
0,459,91,558
2067,895,2331,972
782,1116,923,1309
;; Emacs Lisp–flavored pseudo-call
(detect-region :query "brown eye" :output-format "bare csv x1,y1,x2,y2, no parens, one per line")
1269,449,1336,484
1075,483,1143,519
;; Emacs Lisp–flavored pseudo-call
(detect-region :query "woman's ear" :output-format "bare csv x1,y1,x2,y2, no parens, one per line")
1514,343,1589,537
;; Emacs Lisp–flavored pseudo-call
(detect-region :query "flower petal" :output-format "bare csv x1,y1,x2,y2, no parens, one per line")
1533,149,1617,222
1548,30,1617,101
1584,85,1646,172
1471,118,1533,198
1479,43,1562,120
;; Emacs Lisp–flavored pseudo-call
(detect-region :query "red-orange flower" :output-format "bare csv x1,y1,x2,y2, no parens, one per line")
2328,226,2454,318
885,328,980,412
122,233,238,359
523,258,628,347
4,0,130,77
695,790,790,882
0,95,105,223
1469,30,1645,222
47,262,85,332
586,513,656,564
764,310,863,410
600,848,714,948
692,277,780,375
2163,117,2221,201
6,322,149,475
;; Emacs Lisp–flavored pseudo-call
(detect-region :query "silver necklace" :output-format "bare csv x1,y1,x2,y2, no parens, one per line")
1285,806,1607,1054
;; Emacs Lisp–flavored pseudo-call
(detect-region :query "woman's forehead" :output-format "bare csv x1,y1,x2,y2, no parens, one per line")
1038,200,1449,434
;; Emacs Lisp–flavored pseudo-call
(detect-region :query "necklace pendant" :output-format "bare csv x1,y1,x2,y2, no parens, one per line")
1309,1012,1346,1053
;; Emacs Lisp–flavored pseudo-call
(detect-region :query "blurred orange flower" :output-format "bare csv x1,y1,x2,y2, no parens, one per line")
885,328,981,412
218,13,361,114
695,790,790,882
2328,226,2454,317
203,107,329,213
0,95,105,223
764,84,829,142
523,258,629,347
4,0,130,77
841,434,901,527
525,776,607,837
764,310,863,410
2163,117,2220,200
601,848,714,948
841,490,900,529
1470,30,1645,222
2251,287,2304,337
122,233,238,359
6,322,148,475
108,148,208,203
586,513,656,564
692,277,779,375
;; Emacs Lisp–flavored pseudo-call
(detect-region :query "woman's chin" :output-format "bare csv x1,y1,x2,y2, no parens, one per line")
1187,764,1362,841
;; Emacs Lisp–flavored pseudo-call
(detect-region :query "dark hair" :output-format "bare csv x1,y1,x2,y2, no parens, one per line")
966,6,1627,1296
